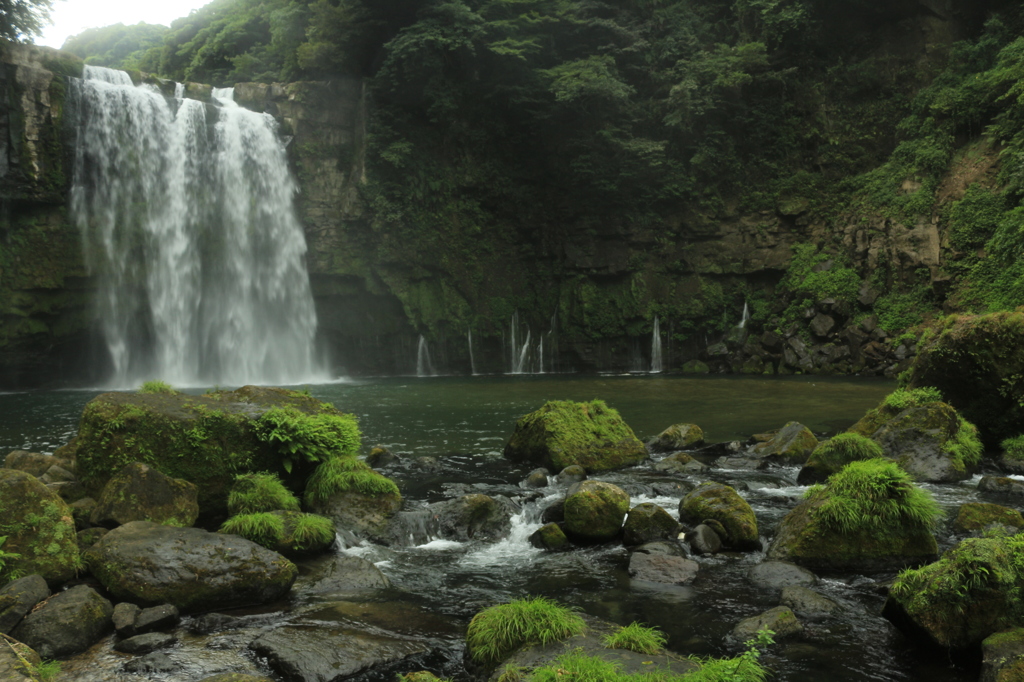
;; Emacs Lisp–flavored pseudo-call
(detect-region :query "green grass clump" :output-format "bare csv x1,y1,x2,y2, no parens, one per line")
291,513,335,549
138,380,177,395
304,457,400,504
36,660,61,682
219,512,285,547
882,387,943,412
944,416,984,469
808,433,884,472
254,405,361,473
466,597,586,668
603,622,667,654
807,459,941,536
1001,434,1024,461
227,472,301,515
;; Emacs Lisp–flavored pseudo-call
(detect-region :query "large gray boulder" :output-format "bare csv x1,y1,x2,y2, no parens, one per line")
90,462,199,528
10,584,113,659
0,575,49,634
84,521,296,612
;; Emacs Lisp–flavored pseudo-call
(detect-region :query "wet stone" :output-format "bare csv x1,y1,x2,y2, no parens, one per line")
123,652,178,673
748,561,818,590
115,631,177,654
780,586,842,621
112,602,141,637
627,552,699,585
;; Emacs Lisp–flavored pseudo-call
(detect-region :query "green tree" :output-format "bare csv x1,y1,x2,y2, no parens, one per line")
1,0,53,41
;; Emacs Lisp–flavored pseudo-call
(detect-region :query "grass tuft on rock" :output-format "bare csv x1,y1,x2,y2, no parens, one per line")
291,513,335,549
138,380,177,395
807,459,941,536
227,472,300,515
466,597,586,668
944,416,984,468
603,622,666,654
808,433,883,472
219,512,285,547
882,387,943,411
304,457,400,505
1002,434,1024,462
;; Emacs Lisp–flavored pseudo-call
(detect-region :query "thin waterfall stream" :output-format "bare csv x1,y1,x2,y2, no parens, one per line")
69,66,323,387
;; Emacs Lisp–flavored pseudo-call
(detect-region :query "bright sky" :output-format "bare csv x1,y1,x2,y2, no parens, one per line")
36,0,213,49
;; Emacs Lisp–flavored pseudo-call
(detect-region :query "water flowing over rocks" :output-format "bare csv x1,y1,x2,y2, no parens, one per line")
84,521,297,612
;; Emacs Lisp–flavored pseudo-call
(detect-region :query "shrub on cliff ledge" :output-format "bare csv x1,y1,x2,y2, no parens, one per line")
503,400,646,472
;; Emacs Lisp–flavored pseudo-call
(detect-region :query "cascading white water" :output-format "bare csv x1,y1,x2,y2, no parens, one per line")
416,335,436,376
738,301,750,329
70,66,323,387
650,316,663,373
467,330,477,375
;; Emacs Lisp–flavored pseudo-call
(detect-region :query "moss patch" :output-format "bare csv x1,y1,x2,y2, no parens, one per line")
679,482,759,551
466,597,586,669
0,470,79,587
799,432,884,484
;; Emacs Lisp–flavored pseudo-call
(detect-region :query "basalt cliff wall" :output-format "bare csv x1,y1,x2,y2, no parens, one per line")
0,1,994,385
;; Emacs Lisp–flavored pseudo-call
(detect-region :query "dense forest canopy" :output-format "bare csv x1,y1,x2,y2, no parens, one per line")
59,0,1024,340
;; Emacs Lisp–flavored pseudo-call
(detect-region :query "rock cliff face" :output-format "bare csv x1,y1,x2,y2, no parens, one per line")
0,0,994,384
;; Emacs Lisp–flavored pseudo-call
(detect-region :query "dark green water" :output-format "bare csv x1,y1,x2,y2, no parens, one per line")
2,374,982,682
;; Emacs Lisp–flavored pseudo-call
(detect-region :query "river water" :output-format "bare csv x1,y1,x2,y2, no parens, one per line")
0,374,989,681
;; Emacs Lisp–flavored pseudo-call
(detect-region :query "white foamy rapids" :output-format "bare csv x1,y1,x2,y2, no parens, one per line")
70,67,324,387
416,539,465,551
459,492,560,568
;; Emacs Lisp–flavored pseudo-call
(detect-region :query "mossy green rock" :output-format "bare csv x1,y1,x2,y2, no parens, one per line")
680,360,710,374
649,423,704,452
503,400,646,473
84,520,297,612
622,503,681,546
56,386,348,514
907,312,1024,448
849,398,981,483
768,495,938,572
529,522,569,550
0,634,41,681
884,536,1024,650
679,482,759,551
563,480,630,542
797,433,884,485
753,421,818,465
0,469,79,587
307,489,402,543
955,503,1024,533
982,628,1024,682
90,462,199,528
222,511,336,558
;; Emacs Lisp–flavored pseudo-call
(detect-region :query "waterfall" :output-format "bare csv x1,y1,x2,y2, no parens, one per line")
70,66,323,387
467,330,477,375
738,301,750,329
650,316,663,373
416,335,436,376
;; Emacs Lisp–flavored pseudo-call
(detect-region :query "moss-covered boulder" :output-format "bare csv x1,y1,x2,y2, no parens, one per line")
753,422,818,465
679,482,759,551
906,312,1024,448
982,629,1024,682
648,424,704,453
90,462,198,528
220,511,335,558
954,503,1024,533
504,400,647,473
84,521,297,612
768,459,940,572
797,433,884,485
848,388,983,482
55,386,360,514
426,494,515,542
0,635,41,681
303,458,401,543
529,522,569,550
227,472,300,516
732,606,803,641
9,584,113,659
884,535,1024,650
563,480,630,542
622,503,681,546
0,470,79,587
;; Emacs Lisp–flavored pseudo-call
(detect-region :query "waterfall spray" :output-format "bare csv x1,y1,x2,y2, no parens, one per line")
416,335,436,376
650,316,663,373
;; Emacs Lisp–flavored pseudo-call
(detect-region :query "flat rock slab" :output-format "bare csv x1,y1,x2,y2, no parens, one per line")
115,631,177,654
295,555,391,597
251,600,460,682
748,561,817,590
628,552,699,585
